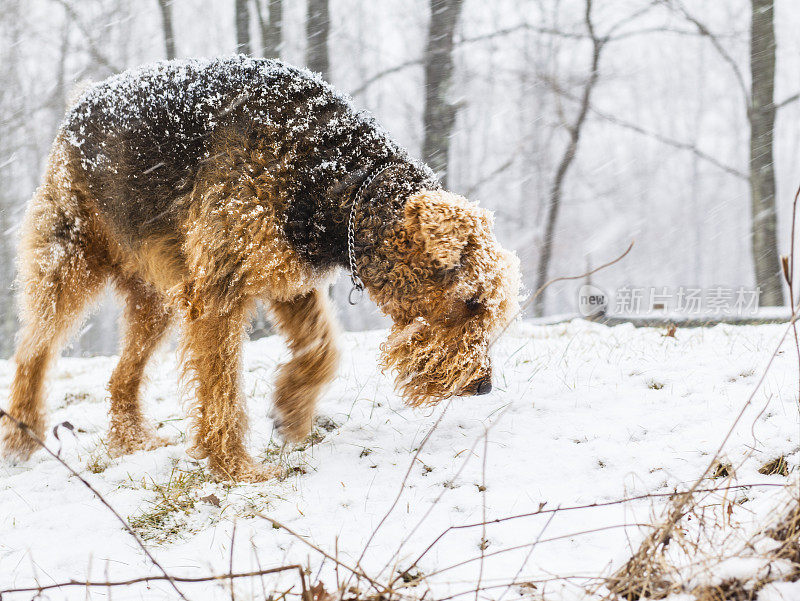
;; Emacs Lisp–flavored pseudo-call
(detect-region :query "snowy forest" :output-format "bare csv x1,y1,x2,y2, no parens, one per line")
9,3,800,600
1,0,799,356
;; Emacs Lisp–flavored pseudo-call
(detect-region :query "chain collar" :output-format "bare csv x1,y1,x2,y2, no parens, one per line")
347,163,396,305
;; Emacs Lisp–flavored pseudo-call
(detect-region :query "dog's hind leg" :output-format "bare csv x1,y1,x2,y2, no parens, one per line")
107,277,173,455
269,288,340,442
1,180,108,459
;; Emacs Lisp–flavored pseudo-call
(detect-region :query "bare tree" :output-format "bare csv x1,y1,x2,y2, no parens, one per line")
0,0,22,358
156,0,176,59
666,0,789,306
235,0,251,55
306,0,329,79
749,0,783,305
422,0,464,188
254,0,282,59
532,0,603,317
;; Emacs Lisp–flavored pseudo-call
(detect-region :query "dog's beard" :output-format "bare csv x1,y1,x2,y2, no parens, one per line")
379,318,490,406
378,241,521,406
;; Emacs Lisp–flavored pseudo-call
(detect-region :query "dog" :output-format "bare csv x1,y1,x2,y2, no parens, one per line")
0,55,520,481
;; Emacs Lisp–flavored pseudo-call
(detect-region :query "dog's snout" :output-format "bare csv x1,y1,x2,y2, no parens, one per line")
476,377,492,395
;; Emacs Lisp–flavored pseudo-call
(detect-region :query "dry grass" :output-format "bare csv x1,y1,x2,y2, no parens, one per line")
127,426,333,543
759,456,790,476
128,463,219,543
605,483,800,601
765,494,800,573
711,461,733,479
691,579,759,601
86,452,110,474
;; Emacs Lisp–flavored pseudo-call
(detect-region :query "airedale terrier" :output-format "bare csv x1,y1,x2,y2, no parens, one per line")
1,56,520,481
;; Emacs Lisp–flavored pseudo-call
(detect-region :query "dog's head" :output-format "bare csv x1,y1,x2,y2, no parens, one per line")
365,189,521,406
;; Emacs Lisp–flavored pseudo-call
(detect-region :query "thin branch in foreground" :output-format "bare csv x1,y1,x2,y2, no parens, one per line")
783,183,800,410
0,408,188,601
495,241,634,346
608,308,800,597
0,565,309,598
253,513,383,594
380,405,515,585
474,430,489,601
229,520,238,601
434,575,606,601
345,398,455,592
421,523,653,582
401,482,784,579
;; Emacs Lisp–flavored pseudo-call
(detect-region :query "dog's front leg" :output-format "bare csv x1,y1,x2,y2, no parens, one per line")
269,288,340,441
182,298,275,482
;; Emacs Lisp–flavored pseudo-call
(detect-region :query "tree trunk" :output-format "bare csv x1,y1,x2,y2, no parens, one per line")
306,0,329,79
255,0,282,59
235,0,251,55
533,0,602,317
749,0,784,306
156,0,176,59
421,0,464,188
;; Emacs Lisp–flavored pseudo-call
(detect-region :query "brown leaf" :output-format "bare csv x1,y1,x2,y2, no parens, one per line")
310,582,333,601
199,493,221,507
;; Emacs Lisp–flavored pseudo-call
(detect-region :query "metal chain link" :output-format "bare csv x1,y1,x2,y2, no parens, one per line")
347,163,395,305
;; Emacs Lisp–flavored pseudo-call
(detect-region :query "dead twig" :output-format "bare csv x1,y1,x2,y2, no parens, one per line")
401,482,783,579
348,398,455,590
422,523,652,582
254,513,383,594
0,565,307,597
782,183,800,421
0,408,188,601
474,430,489,601
230,520,238,601
608,307,800,598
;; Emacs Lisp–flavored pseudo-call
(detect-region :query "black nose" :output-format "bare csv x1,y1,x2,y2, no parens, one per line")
476,378,492,395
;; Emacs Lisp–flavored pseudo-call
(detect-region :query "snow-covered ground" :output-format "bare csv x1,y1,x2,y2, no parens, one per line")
2,320,800,600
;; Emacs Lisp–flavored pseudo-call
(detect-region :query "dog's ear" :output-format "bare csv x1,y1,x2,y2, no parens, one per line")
404,190,491,269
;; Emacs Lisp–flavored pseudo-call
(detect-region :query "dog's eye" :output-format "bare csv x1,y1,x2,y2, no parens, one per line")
465,296,483,312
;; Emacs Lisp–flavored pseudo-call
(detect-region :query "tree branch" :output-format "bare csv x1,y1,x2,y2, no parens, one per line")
776,92,800,110
533,0,604,316
663,0,750,106
349,12,717,98
50,0,121,73
349,58,422,97
463,155,516,197
541,75,747,180
591,105,747,179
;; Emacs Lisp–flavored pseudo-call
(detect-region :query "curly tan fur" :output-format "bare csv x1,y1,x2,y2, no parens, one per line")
107,277,173,455
362,190,520,405
1,135,329,482
270,290,340,441
1,142,110,459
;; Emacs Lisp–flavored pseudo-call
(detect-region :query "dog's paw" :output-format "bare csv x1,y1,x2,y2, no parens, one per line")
273,415,313,443
211,459,279,483
108,425,172,457
1,419,42,461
